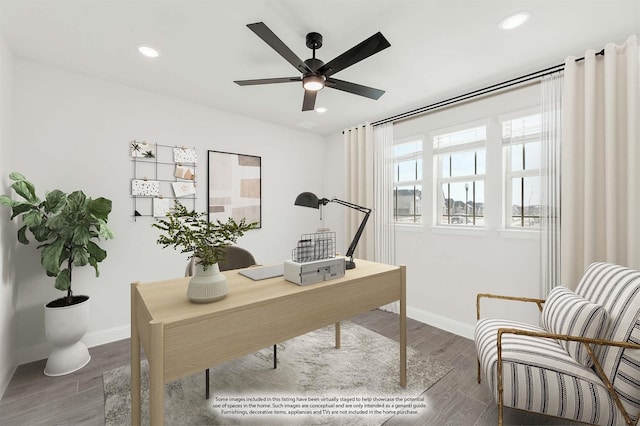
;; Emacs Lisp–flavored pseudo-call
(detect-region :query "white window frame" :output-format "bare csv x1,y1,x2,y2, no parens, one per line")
432,120,487,228
500,109,542,232
393,135,423,225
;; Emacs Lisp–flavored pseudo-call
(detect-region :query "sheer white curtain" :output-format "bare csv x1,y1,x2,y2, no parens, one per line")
344,122,397,313
373,123,397,313
540,72,563,296
561,35,640,288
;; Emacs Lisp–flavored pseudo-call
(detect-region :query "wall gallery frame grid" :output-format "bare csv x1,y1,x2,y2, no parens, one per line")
207,150,262,228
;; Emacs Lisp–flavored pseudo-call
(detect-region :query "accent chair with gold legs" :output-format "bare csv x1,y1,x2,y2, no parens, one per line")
475,262,640,426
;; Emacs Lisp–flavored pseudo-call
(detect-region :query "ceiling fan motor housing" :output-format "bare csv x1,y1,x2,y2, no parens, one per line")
304,57,324,72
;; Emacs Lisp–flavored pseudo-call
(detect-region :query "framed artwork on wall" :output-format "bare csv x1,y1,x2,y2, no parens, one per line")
207,150,262,228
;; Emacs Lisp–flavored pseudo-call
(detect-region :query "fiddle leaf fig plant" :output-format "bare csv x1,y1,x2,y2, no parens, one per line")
0,172,114,306
152,201,257,269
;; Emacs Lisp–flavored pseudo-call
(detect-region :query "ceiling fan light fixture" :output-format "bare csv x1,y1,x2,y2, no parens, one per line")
303,75,325,91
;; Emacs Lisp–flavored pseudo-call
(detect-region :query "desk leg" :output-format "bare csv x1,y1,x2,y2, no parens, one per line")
130,283,141,426
400,265,407,387
335,322,341,349
149,320,165,425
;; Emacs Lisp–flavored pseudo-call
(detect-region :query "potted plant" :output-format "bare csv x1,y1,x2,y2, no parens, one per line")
152,201,257,303
0,172,113,376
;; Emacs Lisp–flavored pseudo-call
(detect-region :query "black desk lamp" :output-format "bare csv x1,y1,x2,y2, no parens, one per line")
294,192,371,270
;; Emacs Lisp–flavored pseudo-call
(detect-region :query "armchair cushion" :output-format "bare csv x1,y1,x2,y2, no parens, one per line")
475,318,620,425
541,286,608,367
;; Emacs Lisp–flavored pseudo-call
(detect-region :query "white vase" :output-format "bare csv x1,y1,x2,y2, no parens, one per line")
43,295,91,376
187,263,228,303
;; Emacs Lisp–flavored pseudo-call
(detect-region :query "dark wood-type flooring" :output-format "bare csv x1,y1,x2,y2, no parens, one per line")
0,309,580,425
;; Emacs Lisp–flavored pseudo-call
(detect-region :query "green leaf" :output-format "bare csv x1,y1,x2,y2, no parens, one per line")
66,191,87,211
0,195,16,207
88,256,99,277
17,225,29,244
87,197,112,221
87,240,107,262
10,203,33,219
8,171,26,181
9,172,40,204
10,178,39,204
31,223,51,242
72,225,90,246
22,210,43,228
44,190,67,214
72,246,89,267
40,239,65,276
97,219,114,240
54,269,71,292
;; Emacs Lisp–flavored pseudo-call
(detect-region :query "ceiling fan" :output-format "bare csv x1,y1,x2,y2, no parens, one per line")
234,22,391,111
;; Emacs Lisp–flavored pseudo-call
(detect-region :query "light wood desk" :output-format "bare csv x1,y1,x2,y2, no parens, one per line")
131,259,406,425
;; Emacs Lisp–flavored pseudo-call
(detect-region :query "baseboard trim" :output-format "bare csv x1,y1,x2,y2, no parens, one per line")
17,324,131,366
407,306,475,340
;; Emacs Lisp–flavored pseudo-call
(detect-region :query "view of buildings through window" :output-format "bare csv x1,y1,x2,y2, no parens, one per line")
434,126,486,226
393,138,422,223
502,113,542,228
392,111,542,229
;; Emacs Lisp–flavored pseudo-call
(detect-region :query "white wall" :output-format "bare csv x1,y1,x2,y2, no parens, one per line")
9,58,327,364
394,84,542,338
0,31,17,398
324,85,544,339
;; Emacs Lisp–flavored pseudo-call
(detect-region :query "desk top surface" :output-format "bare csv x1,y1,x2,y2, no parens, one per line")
133,259,400,325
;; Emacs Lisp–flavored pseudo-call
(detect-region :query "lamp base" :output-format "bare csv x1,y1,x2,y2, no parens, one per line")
346,260,356,269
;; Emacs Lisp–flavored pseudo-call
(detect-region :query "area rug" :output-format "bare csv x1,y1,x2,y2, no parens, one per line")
104,321,451,425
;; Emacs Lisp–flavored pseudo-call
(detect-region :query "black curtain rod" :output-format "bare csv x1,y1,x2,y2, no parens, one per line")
369,49,604,127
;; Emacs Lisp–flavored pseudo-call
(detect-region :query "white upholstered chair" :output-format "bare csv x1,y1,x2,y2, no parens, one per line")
475,262,640,426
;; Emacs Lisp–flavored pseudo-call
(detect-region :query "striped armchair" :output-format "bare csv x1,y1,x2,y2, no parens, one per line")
475,262,640,426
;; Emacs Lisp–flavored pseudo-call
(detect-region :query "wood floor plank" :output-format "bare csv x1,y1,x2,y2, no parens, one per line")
1,309,583,425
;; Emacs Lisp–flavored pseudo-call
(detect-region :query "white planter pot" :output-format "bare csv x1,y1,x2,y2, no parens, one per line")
187,263,228,303
44,295,91,376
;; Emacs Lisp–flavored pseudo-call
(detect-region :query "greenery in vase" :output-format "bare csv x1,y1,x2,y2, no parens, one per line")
0,172,114,306
152,201,257,269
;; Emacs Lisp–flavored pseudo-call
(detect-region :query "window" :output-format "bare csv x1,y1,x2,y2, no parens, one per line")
433,125,486,226
393,137,422,223
502,113,542,228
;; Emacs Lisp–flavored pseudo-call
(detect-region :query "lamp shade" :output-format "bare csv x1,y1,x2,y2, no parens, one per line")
294,192,320,209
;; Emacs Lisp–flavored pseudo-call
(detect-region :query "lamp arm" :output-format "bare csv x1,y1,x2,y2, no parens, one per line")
345,209,370,262
329,198,371,214
326,198,372,269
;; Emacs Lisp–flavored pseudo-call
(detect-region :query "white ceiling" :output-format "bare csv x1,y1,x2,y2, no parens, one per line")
1,0,638,136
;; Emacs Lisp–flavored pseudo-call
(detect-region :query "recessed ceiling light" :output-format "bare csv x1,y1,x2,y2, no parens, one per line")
316,107,327,113
138,45,160,58
499,11,530,30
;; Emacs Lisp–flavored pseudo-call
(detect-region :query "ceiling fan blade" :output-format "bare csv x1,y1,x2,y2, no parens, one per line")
234,77,301,86
317,32,390,77
247,22,312,74
302,90,317,111
326,78,385,100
